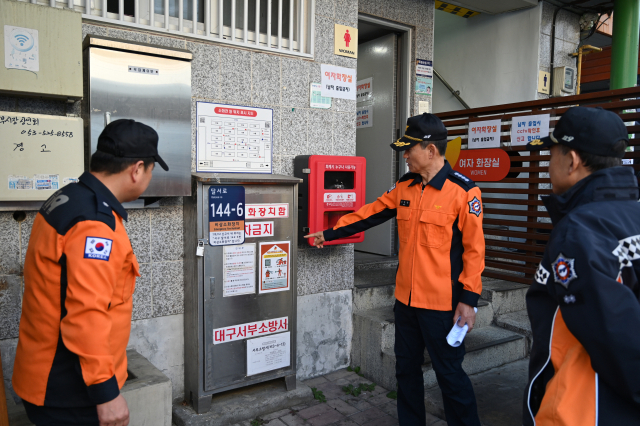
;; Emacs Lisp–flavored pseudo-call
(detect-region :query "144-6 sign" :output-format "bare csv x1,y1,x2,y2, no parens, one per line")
209,186,245,246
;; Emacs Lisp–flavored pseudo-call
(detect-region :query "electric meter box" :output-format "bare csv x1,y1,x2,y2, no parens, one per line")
183,173,302,414
553,66,576,96
0,111,84,201
294,155,366,246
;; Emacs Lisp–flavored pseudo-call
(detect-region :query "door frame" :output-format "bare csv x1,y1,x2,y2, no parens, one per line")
358,14,413,177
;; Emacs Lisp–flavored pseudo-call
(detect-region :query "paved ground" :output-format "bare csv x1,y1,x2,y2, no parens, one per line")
227,359,530,426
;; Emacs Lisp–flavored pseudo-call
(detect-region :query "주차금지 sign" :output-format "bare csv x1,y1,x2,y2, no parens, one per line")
453,148,511,182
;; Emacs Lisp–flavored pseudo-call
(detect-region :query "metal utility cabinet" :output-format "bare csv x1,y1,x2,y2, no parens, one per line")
184,173,301,413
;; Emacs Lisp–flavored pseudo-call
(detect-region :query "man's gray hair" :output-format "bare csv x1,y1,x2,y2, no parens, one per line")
420,139,448,156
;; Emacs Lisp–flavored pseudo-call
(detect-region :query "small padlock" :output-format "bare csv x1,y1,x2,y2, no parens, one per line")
196,241,205,257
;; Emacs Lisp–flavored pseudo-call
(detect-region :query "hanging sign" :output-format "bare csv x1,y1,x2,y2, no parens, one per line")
209,186,245,246
247,332,291,376
334,24,358,58
356,78,373,103
453,148,511,181
259,241,290,293
223,244,255,297
321,64,356,100
356,106,372,128
511,114,550,146
416,59,433,77
468,119,502,149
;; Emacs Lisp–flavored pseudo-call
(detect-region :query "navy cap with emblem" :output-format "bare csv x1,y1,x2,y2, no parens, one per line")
97,119,169,171
391,113,448,152
526,107,628,158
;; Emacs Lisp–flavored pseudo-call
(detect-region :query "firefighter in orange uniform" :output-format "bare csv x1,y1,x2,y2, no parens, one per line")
13,119,168,426
306,113,484,426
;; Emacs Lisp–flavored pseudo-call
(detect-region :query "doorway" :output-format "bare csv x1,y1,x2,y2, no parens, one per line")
354,15,412,256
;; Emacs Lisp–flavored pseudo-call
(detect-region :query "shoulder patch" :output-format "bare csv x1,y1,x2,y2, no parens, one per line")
84,237,113,261
387,183,396,193
552,253,577,289
468,197,482,217
612,234,640,269
447,171,476,191
534,263,550,285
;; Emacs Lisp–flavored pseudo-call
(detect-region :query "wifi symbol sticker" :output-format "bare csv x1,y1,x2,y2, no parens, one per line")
4,25,39,72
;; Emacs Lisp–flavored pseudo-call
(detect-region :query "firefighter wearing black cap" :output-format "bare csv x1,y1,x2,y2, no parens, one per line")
307,113,484,426
13,119,168,426
524,107,640,425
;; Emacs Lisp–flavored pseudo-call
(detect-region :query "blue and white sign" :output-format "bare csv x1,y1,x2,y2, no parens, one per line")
416,59,432,78
356,106,372,128
511,114,550,146
4,25,39,72
209,186,245,246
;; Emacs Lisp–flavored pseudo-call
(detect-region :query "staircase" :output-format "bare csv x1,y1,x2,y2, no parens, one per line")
351,255,532,392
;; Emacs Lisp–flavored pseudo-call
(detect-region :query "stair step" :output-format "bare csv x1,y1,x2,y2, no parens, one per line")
354,254,399,271
480,279,529,315
495,309,532,348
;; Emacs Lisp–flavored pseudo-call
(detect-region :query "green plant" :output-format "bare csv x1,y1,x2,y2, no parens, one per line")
311,387,327,403
347,366,353,372
250,418,264,426
360,383,376,392
386,391,398,400
342,382,376,397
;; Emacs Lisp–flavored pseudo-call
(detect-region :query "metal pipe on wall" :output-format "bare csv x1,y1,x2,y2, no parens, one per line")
610,0,640,89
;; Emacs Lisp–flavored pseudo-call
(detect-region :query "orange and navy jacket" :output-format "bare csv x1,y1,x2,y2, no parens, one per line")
13,172,139,407
525,167,640,425
324,161,484,310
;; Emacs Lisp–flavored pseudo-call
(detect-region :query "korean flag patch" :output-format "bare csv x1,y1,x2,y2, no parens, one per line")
84,237,113,261
552,253,577,289
468,197,482,217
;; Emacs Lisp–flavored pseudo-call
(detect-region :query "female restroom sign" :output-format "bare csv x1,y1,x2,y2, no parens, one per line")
209,186,245,246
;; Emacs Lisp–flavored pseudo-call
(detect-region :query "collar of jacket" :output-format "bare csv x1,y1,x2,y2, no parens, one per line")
408,160,452,190
542,166,639,224
79,172,128,221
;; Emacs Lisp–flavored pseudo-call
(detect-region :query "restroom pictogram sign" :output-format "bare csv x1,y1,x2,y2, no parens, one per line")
334,24,358,59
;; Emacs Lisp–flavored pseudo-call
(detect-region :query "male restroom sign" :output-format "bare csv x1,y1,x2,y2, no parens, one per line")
335,24,358,58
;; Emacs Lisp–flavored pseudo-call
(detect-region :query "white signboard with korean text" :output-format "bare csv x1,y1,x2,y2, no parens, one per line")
510,114,550,146
259,241,290,293
245,221,275,238
416,59,432,77
321,64,356,100
196,102,273,173
356,78,373,103
246,203,289,219
223,244,255,297
356,106,372,128
213,317,288,344
247,332,291,376
468,119,502,149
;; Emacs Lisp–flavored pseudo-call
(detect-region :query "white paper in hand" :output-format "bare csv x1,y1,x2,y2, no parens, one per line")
446,307,477,347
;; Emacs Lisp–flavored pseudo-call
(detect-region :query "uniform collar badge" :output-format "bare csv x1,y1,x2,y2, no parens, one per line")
552,253,577,288
468,196,482,217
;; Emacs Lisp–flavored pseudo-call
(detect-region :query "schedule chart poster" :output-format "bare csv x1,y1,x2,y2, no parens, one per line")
196,102,273,173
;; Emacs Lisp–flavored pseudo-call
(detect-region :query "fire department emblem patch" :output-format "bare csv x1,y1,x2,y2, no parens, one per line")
552,253,577,288
468,197,482,217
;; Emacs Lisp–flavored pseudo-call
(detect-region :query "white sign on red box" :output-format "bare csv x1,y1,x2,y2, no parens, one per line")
213,317,288,344
325,164,357,170
246,203,289,219
245,221,274,237
324,192,356,202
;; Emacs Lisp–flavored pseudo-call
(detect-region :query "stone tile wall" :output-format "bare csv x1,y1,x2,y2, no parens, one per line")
538,1,581,99
0,0,435,397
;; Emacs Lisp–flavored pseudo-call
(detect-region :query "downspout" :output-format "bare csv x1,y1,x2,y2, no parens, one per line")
549,4,568,96
610,0,640,89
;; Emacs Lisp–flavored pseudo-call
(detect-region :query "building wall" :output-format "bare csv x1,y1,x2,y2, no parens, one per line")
432,4,542,113
0,0,434,401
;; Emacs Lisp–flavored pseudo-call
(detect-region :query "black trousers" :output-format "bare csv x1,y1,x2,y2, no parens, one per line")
394,299,481,426
23,400,99,426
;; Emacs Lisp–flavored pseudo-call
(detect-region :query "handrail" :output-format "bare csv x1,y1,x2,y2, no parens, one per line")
433,68,471,110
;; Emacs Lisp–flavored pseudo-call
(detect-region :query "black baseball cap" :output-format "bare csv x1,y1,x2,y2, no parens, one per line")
391,113,448,151
97,119,169,171
526,107,628,158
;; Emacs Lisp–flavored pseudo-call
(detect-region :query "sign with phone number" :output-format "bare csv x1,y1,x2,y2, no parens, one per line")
209,186,245,246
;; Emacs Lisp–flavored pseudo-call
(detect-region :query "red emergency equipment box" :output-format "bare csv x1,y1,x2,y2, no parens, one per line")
294,155,366,246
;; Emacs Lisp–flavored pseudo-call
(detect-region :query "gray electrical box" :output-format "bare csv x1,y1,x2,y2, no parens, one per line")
0,0,83,100
183,173,301,414
84,36,193,197
553,66,576,97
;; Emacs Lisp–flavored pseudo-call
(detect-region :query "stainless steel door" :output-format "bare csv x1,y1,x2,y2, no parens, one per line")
355,34,397,255
87,47,191,196
201,183,296,391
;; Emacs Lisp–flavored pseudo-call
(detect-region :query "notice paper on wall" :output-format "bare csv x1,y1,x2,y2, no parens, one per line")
356,78,373,103
223,244,255,297
356,106,372,128
468,119,502,149
4,25,39,72
321,64,356,100
247,332,291,376
416,59,433,78
310,83,332,109
510,114,550,146
259,241,290,293
415,77,432,96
